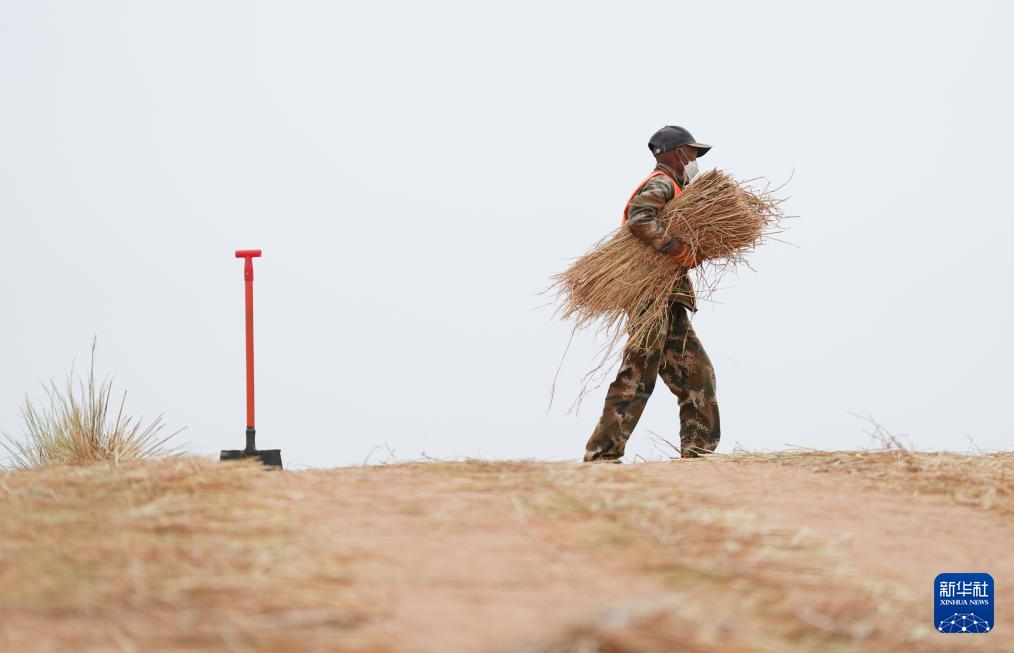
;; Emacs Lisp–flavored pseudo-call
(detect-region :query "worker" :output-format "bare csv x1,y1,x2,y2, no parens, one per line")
583,125,721,462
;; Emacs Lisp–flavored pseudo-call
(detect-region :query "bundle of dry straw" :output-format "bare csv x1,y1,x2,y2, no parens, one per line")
551,170,784,355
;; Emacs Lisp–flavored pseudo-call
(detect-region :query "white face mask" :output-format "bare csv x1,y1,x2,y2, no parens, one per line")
681,159,699,185
673,149,699,185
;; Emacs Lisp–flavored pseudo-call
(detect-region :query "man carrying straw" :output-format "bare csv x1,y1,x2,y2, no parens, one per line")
584,126,720,462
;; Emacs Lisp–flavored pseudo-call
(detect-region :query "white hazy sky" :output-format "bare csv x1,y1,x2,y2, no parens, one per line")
2,1,1012,468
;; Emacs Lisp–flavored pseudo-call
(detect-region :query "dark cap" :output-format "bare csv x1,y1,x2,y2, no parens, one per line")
648,125,711,157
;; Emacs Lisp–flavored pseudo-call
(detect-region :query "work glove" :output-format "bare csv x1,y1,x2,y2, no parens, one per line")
670,241,700,269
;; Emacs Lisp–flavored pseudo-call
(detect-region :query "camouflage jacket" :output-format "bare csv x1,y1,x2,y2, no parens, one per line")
624,163,697,312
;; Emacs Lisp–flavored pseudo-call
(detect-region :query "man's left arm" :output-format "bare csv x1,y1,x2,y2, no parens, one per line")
625,177,699,267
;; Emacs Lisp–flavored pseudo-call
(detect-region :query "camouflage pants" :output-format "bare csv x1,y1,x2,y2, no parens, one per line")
584,302,720,461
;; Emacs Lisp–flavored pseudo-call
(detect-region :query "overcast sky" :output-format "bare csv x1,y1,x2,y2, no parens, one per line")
2,1,1012,468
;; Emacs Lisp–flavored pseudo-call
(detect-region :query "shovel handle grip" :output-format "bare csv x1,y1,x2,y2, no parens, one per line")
235,250,262,281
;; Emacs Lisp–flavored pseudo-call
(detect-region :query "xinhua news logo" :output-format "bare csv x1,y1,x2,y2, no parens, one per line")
934,573,993,634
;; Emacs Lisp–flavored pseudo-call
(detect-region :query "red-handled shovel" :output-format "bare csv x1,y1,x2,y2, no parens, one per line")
220,249,282,468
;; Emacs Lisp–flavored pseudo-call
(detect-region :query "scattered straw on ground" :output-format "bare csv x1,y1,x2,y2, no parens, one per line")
2,453,1008,653
0,457,386,653
726,447,1014,517
408,460,976,653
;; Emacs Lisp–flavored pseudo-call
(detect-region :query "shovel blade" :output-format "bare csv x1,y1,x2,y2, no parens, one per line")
220,448,283,469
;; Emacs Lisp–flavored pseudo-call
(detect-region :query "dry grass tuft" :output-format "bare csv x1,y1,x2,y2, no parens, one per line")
550,170,785,358
1,340,181,469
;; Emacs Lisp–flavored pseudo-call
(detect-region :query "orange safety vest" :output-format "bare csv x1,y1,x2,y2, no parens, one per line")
620,170,681,227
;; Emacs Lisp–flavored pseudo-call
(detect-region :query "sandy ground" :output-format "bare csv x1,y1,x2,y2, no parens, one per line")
277,457,1014,652
2,453,1011,652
